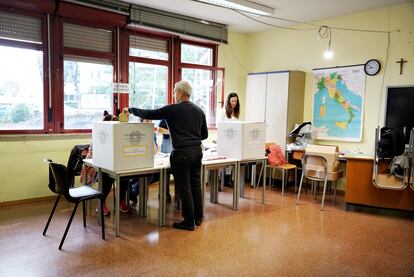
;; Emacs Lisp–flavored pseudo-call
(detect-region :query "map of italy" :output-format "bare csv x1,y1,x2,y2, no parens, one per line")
313,66,364,141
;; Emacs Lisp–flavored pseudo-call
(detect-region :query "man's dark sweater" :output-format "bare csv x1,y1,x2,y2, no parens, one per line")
129,101,208,149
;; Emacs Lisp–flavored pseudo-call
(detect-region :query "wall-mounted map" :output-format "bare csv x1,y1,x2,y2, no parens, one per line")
313,65,365,141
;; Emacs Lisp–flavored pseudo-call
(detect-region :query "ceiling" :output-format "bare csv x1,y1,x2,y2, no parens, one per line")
122,0,412,33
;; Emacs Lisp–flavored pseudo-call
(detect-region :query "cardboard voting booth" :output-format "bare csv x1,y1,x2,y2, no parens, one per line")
304,144,341,179
217,121,265,160
92,121,154,171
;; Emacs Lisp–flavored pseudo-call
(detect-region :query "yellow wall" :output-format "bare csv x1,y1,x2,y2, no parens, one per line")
1,3,413,203
244,3,414,153
0,136,90,202
218,32,249,120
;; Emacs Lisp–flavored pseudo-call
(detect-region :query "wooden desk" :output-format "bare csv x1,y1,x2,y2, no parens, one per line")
345,157,414,211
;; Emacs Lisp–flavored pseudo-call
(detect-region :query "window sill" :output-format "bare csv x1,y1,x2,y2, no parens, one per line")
0,133,91,141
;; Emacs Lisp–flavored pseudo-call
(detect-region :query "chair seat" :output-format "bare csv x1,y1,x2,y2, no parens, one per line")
277,163,296,170
267,163,296,170
69,185,101,199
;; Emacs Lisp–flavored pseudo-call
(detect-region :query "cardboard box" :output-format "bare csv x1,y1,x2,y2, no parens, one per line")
217,121,265,160
92,121,154,171
304,144,341,175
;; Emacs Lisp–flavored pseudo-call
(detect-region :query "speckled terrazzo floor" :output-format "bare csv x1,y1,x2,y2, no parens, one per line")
1,183,413,276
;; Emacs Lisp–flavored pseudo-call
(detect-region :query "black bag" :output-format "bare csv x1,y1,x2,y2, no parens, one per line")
377,127,405,159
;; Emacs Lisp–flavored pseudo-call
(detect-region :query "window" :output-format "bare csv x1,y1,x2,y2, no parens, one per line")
0,46,44,130
63,57,113,130
0,10,45,133
182,68,212,118
60,22,114,132
178,41,218,127
181,43,212,66
128,33,170,122
129,62,168,109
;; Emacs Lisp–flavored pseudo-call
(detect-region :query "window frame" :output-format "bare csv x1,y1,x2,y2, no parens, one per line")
0,8,49,135
0,2,224,135
174,38,221,128
126,30,172,108
54,18,117,133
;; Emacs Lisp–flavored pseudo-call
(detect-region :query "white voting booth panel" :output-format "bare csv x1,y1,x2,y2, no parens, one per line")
217,121,265,160
92,122,154,171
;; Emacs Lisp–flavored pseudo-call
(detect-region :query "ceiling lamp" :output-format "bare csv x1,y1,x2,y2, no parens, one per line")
192,0,275,16
319,25,334,60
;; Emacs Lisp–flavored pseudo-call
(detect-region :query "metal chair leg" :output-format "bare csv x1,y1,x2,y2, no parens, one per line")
281,169,285,196
296,171,305,204
43,195,60,236
59,202,79,250
321,177,329,211
82,201,86,227
294,168,297,193
333,180,337,205
100,197,105,239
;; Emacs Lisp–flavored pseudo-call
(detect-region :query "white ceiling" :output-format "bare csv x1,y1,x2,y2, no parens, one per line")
122,0,412,33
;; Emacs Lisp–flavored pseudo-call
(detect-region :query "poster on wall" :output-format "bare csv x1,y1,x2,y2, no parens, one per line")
312,65,365,142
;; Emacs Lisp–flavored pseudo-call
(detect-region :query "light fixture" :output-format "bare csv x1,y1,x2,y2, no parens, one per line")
192,0,275,16
319,25,333,60
324,43,333,59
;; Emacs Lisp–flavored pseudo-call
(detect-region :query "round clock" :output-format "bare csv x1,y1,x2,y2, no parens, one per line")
364,59,381,76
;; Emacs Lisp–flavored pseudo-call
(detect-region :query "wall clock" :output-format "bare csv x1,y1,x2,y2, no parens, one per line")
364,59,381,76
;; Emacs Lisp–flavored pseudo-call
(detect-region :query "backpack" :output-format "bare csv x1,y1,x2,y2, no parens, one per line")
266,144,286,166
377,127,405,159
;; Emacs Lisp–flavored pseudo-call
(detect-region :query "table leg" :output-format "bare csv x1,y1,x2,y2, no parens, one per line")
239,165,245,198
262,160,266,205
158,169,166,227
200,165,206,216
97,168,103,226
115,174,120,237
251,164,257,188
139,177,145,218
234,162,240,210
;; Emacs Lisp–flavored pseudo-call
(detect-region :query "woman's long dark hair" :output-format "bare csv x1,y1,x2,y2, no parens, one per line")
225,92,240,119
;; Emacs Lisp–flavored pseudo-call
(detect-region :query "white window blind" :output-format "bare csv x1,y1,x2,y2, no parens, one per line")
129,5,227,44
63,23,112,52
0,11,42,44
129,35,167,53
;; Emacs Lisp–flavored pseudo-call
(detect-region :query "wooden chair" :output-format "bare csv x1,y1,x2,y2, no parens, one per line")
265,143,297,195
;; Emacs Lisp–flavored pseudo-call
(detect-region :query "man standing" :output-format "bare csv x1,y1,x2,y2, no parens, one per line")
128,80,208,231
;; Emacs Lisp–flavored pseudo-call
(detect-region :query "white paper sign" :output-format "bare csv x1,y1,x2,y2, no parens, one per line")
122,145,147,157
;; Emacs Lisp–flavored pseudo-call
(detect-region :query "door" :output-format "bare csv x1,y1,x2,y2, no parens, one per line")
266,72,289,148
245,73,267,122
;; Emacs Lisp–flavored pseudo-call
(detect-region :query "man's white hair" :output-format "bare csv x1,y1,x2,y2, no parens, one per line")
174,80,192,97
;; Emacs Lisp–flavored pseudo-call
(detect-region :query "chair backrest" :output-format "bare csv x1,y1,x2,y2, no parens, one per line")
49,162,72,201
67,144,90,187
302,154,328,180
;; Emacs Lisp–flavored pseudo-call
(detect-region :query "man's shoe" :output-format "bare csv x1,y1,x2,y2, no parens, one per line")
173,220,195,231
195,218,203,226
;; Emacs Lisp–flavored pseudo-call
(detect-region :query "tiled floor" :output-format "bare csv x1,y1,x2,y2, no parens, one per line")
1,184,413,276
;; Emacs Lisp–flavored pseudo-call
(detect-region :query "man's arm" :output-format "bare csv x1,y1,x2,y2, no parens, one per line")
128,107,168,120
